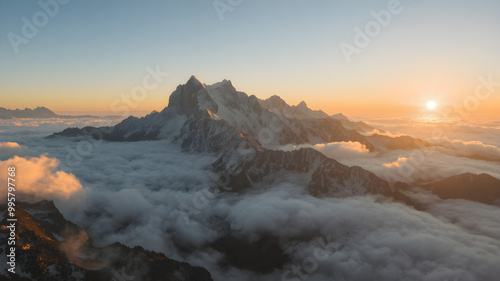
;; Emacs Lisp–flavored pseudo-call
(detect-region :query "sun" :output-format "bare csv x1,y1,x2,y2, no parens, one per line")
426,101,437,110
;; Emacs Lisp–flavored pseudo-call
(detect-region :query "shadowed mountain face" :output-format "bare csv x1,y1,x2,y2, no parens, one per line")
0,200,213,281
422,173,500,205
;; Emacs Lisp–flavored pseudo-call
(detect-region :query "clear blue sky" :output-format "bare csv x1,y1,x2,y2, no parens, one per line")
1,0,499,116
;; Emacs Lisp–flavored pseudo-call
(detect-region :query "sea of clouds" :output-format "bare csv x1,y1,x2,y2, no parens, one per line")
1,117,500,281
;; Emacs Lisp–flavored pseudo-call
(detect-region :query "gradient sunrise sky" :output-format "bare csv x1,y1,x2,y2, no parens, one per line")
1,0,499,117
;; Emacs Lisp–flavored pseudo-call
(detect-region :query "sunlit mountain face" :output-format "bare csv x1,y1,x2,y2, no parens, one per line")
2,0,500,280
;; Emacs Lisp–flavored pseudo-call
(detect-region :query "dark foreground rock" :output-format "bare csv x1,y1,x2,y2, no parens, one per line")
0,200,213,281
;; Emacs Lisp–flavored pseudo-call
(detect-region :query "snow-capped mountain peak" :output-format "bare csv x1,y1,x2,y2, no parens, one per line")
51,75,433,154
168,75,218,116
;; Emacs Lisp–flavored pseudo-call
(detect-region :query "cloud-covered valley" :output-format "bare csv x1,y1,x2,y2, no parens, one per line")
1,117,500,281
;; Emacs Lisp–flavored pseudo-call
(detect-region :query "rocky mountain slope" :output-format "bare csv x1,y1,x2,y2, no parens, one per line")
421,173,500,205
0,200,213,281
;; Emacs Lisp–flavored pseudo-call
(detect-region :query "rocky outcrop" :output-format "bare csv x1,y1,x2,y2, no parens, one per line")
0,200,213,281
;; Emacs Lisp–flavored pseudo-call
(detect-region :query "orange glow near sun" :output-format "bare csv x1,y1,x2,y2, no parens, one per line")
426,101,437,110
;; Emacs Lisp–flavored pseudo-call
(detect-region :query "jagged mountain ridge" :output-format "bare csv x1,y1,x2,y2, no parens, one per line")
168,76,378,149
0,200,213,281
258,95,329,120
212,146,416,207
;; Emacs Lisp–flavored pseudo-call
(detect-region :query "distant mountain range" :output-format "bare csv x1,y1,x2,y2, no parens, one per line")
0,107,117,119
0,106,58,119
422,173,500,205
